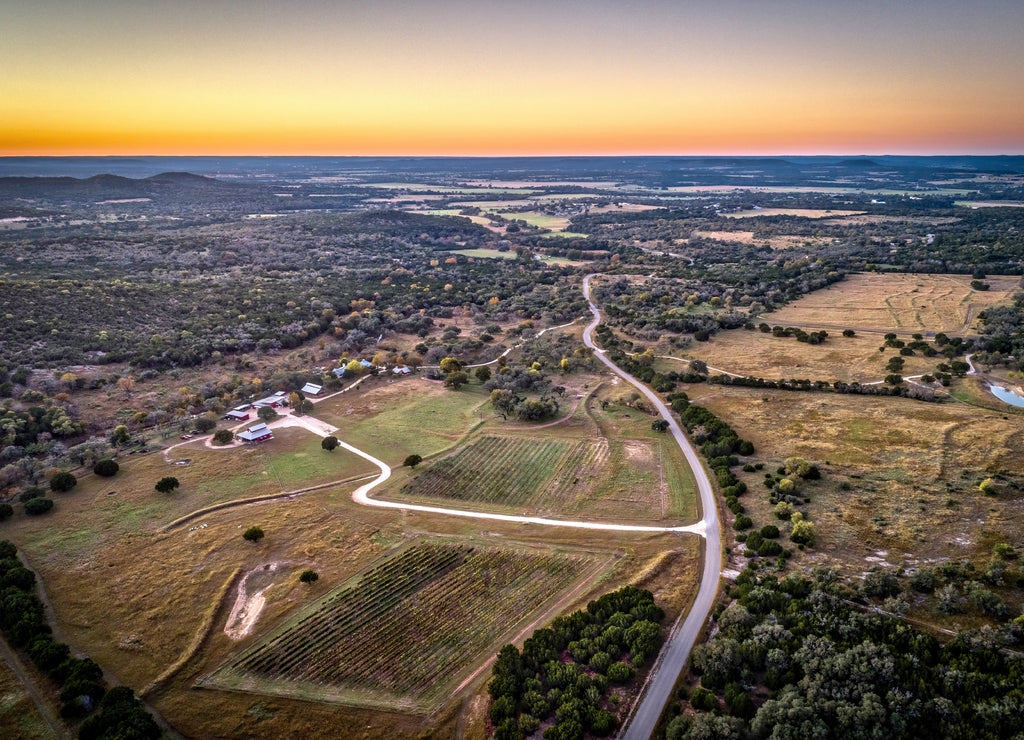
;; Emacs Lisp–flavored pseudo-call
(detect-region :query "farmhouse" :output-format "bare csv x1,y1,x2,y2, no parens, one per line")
223,409,250,422
301,382,323,396
253,391,288,408
237,422,273,444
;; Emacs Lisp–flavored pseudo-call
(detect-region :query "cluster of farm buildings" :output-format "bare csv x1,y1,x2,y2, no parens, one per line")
217,362,413,445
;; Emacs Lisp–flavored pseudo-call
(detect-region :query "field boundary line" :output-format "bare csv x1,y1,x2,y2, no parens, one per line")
140,566,243,698
160,473,377,532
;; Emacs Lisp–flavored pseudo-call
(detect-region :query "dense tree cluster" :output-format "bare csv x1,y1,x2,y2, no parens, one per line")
488,586,664,739
667,566,1024,740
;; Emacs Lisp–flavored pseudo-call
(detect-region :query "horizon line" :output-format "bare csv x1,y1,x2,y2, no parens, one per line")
3,152,1024,159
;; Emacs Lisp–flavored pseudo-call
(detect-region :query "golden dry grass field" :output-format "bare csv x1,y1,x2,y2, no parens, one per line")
666,328,941,384
692,229,835,250
723,208,865,219
762,272,1020,334
683,381,1024,570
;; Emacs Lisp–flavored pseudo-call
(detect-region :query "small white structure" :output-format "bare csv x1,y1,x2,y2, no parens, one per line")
253,391,288,408
301,382,323,396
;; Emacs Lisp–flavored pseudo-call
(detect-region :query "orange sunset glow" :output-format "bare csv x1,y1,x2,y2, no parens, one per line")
3,0,1024,155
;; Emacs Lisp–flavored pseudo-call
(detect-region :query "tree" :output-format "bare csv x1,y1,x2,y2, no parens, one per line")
289,391,303,415
110,424,131,446
475,366,492,383
0,503,13,521
49,471,77,493
93,459,119,477
299,569,319,583
213,429,234,445
439,356,462,375
194,417,216,433
444,371,469,390
652,419,669,432
24,498,54,516
154,476,180,494
321,435,340,452
257,405,278,422
690,359,708,375
790,512,816,546
403,454,423,468
243,526,264,543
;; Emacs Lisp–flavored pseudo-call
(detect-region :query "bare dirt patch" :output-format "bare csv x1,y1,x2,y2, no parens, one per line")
225,563,286,640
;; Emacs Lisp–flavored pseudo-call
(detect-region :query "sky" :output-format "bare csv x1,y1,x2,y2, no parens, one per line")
2,0,1024,156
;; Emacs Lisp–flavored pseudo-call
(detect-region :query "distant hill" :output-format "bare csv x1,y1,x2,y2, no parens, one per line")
0,172,242,201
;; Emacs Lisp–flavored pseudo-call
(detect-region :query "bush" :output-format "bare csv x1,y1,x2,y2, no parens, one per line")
299,569,318,583
690,686,718,711
19,487,44,502
734,515,753,531
243,526,265,543
403,454,423,468
606,661,635,684
321,435,340,452
194,417,217,433
0,503,12,521
93,459,119,477
24,498,54,516
49,471,77,493
212,429,234,445
154,476,180,494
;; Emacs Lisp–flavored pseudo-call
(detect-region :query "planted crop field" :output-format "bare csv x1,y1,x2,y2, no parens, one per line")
203,540,603,711
396,435,609,512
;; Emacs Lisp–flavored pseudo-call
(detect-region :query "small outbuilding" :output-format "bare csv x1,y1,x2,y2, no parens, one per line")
301,382,323,396
224,409,250,422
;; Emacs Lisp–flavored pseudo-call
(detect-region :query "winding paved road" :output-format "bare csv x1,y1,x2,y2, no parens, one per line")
582,274,722,740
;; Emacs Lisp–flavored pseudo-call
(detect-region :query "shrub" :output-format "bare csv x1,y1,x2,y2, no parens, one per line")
321,435,340,452
49,471,77,493
734,515,753,531
154,476,180,494
194,417,217,433
19,487,44,502
299,569,318,583
243,526,265,543
93,459,119,477
690,686,718,711
212,429,234,445
0,503,12,521
24,498,54,516
606,661,635,684
403,454,423,468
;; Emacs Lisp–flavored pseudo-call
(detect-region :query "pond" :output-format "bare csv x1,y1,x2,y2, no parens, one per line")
988,384,1024,408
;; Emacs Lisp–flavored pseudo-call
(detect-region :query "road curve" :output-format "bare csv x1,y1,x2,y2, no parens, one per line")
582,274,723,740
271,406,706,535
